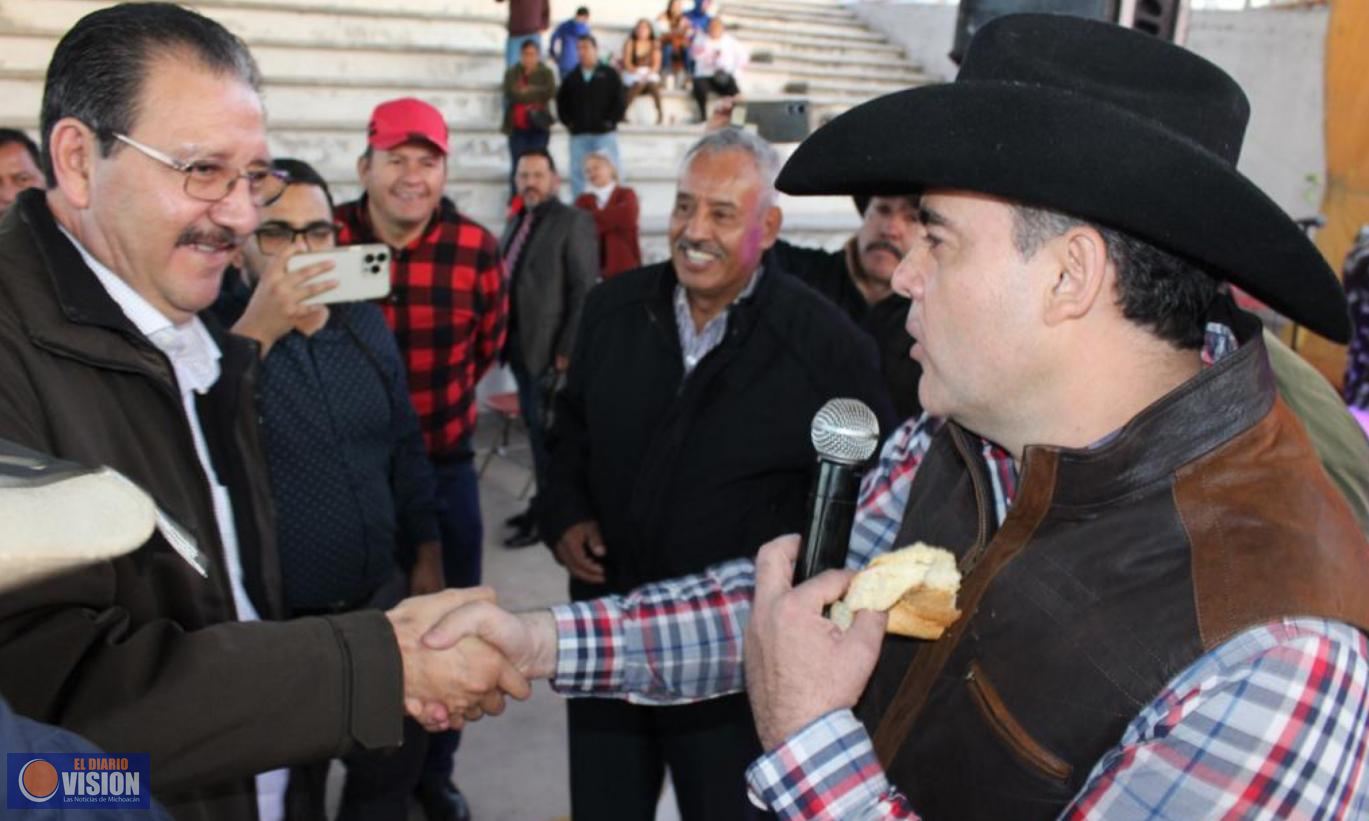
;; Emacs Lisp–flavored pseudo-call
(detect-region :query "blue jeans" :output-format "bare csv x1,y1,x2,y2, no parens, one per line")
506,33,541,67
422,456,483,784
508,128,551,196
568,132,621,199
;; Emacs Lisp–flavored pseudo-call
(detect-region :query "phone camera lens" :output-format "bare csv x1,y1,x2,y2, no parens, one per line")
364,254,375,263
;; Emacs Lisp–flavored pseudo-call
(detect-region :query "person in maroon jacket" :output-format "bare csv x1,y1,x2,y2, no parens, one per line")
573,151,641,279
496,0,549,66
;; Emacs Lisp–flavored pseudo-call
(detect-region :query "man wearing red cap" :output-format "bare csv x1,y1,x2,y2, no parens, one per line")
334,97,508,821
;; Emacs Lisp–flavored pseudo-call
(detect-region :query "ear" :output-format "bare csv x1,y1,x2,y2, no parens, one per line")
47,117,97,209
759,204,783,251
355,152,371,183
1042,224,1110,327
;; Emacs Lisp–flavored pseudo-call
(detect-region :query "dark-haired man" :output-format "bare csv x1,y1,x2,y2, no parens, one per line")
556,35,624,197
498,149,597,548
211,157,441,819
335,96,508,821
770,195,923,420
548,6,591,78
538,127,893,821
0,7,523,821
419,14,1369,821
0,128,42,216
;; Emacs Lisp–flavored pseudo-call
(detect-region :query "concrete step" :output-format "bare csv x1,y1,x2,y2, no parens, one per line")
0,65,858,136
0,0,506,51
754,54,925,83
732,17,889,45
0,29,509,83
191,0,501,22
741,32,905,60
0,25,917,90
781,75,915,96
725,1,864,24
725,8,875,39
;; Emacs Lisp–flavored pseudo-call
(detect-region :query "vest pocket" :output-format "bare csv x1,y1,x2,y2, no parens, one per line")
966,661,1073,782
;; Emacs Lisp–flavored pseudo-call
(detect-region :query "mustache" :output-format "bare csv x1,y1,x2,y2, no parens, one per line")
675,238,725,258
176,225,239,251
863,240,904,258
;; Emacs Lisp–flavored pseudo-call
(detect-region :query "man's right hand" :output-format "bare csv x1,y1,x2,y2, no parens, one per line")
231,247,337,356
416,603,559,731
554,519,606,584
386,588,533,732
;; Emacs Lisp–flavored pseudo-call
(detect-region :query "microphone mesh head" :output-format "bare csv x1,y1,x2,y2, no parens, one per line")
810,398,880,464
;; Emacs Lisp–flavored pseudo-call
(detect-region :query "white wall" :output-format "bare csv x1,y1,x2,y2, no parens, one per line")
847,2,1329,219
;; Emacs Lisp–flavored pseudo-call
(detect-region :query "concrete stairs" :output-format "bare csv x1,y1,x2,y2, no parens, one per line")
0,0,935,258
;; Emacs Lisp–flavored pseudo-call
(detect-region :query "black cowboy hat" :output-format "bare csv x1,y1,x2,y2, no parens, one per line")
777,13,1349,342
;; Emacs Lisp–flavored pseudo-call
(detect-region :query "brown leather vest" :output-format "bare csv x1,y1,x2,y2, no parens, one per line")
855,318,1369,820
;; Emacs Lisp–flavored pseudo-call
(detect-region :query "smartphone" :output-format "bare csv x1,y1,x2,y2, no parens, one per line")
291,243,392,305
730,102,748,128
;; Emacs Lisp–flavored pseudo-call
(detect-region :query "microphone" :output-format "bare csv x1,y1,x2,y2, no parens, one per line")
792,398,881,585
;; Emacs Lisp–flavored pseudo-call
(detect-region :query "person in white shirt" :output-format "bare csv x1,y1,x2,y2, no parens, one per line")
690,17,748,121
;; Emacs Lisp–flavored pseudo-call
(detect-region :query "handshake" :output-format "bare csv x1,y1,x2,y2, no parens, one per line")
384,588,558,732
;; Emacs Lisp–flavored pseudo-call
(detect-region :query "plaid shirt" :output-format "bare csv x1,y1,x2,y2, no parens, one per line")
335,196,508,459
549,326,1369,819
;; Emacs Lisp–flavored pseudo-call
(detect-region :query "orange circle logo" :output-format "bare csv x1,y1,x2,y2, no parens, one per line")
18,759,59,802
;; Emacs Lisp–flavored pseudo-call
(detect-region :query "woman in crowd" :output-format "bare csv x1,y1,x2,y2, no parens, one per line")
502,39,557,195
657,0,694,89
573,151,641,279
690,17,747,121
621,18,664,124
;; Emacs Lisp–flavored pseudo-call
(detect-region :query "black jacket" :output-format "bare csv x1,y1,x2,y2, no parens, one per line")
556,62,625,134
768,238,923,421
542,261,896,598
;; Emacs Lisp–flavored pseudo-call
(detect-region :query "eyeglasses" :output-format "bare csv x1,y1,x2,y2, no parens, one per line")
253,221,337,254
112,133,288,207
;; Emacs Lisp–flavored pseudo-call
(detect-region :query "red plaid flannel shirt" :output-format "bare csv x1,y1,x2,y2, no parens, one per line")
335,196,508,459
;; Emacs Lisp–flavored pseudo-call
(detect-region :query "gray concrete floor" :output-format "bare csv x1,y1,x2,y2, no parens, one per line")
327,404,682,821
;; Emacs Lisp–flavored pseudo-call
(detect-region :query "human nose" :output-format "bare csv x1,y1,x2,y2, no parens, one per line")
892,243,928,300
210,175,260,236
681,206,710,241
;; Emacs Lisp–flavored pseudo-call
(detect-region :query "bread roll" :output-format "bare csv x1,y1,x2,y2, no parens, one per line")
830,543,961,639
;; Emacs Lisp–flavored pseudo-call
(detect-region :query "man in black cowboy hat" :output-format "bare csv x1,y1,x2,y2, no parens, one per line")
410,13,1369,819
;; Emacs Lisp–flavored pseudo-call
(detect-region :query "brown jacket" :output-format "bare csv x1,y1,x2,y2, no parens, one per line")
0,191,404,820
856,306,1369,819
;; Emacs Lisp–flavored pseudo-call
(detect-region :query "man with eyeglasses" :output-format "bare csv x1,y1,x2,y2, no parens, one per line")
0,6,528,821
210,157,444,818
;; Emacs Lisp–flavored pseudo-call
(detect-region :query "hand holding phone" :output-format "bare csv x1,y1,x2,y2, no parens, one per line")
292,243,393,305
231,247,338,355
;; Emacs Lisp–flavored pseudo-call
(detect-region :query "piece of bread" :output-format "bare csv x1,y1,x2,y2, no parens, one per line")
830,543,962,639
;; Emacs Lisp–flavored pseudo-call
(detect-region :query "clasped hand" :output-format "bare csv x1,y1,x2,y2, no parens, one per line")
386,588,558,732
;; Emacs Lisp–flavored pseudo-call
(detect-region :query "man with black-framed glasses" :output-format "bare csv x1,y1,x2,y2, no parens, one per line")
211,157,444,820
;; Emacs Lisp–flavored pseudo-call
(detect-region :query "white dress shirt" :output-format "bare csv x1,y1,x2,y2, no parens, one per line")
62,228,288,821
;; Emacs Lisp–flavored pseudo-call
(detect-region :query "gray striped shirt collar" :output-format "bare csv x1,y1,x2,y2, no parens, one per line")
673,267,764,375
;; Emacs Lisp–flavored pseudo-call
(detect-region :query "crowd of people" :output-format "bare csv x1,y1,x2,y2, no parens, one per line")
3,3,1369,821
499,0,750,195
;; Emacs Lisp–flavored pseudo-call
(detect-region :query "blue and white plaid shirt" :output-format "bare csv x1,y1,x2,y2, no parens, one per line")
548,324,1369,820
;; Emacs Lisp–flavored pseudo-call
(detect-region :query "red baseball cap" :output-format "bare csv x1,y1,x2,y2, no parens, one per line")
367,97,449,155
